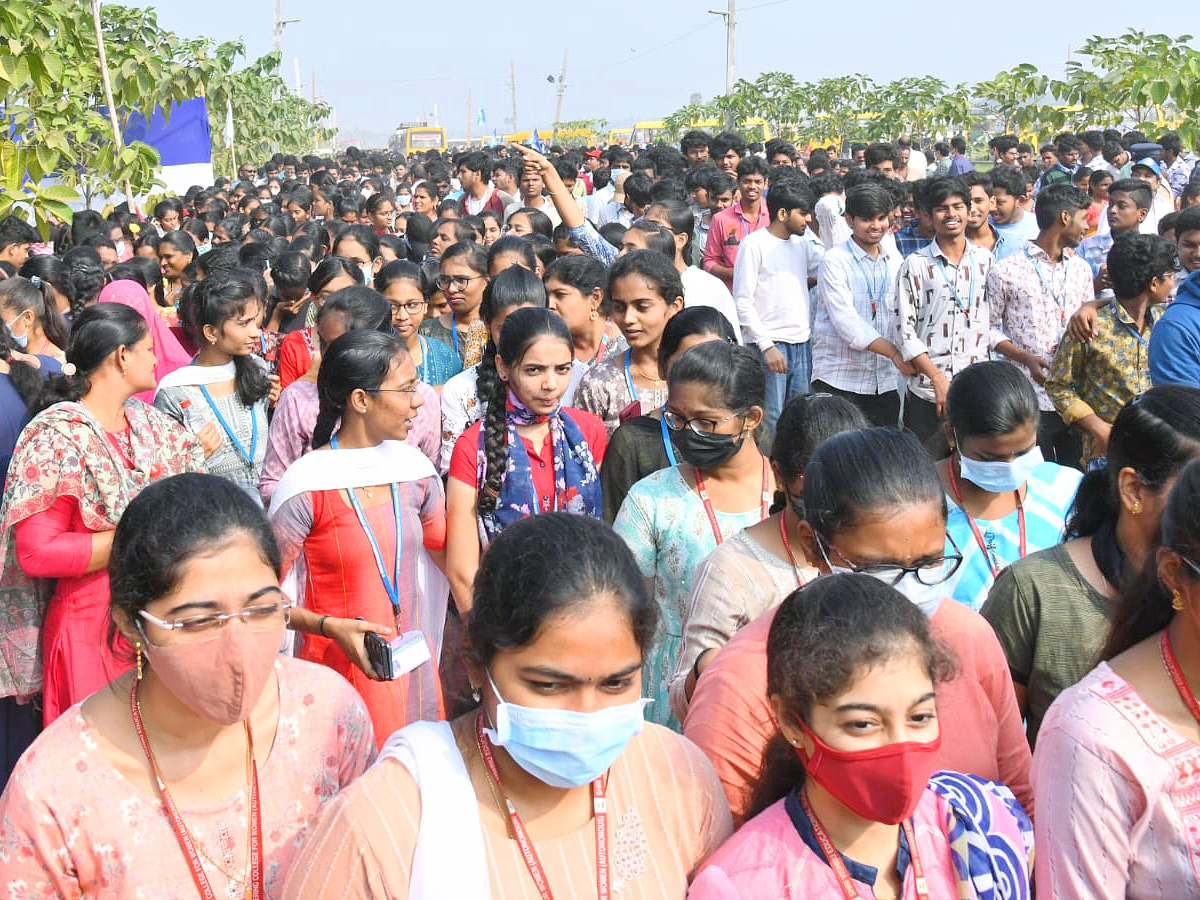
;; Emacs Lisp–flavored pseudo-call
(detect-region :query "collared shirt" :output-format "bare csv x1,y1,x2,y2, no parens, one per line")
1166,152,1197,198
1046,301,1162,463
812,237,903,395
703,201,771,287
732,227,824,350
969,224,1017,262
1077,232,1112,278
948,155,975,175
896,240,993,402
987,240,1094,410
894,221,935,258
1034,163,1078,195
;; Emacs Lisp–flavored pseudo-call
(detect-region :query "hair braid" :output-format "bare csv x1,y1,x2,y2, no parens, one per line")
476,351,509,515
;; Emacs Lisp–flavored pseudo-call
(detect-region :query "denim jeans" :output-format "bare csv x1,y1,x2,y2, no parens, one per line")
761,341,812,437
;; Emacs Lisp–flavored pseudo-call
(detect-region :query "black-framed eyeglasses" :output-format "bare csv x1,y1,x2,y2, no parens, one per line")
389,300,427,315
816,533,964,586
435,273,485,291
662,409,747,435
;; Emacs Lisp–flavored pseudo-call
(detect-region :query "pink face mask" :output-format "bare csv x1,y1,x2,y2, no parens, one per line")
143,623,283,725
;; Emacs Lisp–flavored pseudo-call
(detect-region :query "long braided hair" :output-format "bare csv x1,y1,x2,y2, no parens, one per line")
476,306,573,515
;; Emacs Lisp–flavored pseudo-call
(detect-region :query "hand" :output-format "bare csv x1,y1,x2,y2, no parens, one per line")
1022,352,1049,385
510,142,553,177
1067,303,1100,343
762,346,788,374
1082,416,1112,455
268,374,281,406
196,421,223,457
1093,266,1111,295
931,372,951,416
893,354,918,377
302,343,322,382
327,617,393,681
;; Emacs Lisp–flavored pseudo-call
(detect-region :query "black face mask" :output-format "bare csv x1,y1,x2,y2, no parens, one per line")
670,428,745,470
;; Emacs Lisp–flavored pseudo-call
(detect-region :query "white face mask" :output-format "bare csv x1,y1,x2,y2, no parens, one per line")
817,537,946,618
955,437,1044,494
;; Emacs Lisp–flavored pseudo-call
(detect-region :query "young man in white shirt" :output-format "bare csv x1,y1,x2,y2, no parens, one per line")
812,182,913,427
896,176,994,443
732,180,824,434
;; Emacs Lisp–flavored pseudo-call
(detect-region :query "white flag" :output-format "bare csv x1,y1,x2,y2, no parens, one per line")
223,97,235,149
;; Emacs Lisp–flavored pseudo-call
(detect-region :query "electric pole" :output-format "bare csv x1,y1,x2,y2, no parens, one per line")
273,0,299,55
509,60,519,134
552,50,569,140
708,0,737,128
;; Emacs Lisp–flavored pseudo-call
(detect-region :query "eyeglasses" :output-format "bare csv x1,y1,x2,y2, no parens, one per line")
389,300,427,316
367,385,420,395
139,589,292,642
1180,554,1200,578
435,273,485,291
662,409,747,435
816,533,964,586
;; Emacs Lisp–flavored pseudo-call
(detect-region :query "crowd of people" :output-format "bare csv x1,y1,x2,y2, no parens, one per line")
0,122,1198,897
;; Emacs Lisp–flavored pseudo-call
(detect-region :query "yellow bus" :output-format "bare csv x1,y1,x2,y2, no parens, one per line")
389,124,447,155
607,128,632,146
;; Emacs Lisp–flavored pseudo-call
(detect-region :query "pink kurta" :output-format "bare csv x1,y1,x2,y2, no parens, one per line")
0,657,375,898
1033,660,1200,899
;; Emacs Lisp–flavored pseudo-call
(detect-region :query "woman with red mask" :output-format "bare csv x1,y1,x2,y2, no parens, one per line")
690,573,1034,899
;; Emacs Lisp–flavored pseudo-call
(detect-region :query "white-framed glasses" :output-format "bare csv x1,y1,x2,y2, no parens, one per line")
139,588,292,642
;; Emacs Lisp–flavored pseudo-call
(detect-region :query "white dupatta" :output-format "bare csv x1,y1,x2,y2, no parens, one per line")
153,359,237,398
267,440,451,657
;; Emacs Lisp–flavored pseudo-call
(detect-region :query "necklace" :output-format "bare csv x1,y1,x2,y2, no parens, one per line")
778,512,805,586
130,679,262,900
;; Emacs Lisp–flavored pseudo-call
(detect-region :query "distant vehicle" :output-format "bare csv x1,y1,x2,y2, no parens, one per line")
607,128,632,146
389,123,447,155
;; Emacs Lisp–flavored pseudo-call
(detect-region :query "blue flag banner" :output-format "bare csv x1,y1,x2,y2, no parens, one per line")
531,129,546,153
122,97,214,195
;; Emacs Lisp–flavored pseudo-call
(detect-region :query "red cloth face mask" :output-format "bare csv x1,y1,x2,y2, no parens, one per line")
794,716,942,825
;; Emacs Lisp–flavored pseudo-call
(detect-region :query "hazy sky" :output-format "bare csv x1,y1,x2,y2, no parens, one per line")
151,1,1183,147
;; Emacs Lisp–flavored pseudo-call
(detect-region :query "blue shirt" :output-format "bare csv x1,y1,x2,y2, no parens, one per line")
945,460,1083,611
894,221,934,258
1150,268,1200,388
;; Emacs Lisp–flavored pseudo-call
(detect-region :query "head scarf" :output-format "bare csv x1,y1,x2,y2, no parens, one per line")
97,279,192,403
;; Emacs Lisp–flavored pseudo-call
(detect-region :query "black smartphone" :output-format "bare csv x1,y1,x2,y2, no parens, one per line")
364,632,395,680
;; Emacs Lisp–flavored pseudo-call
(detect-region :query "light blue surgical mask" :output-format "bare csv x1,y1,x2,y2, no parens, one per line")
360,262,374,286
956,439,1043,494
484,673,651,788
5,318,28,350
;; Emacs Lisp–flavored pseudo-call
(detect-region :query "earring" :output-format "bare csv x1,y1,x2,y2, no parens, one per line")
589,308,598,321
1174,590,1185,612
788,737,799,746
1131,500,1142,515
135,641,144,681
471,687,481,703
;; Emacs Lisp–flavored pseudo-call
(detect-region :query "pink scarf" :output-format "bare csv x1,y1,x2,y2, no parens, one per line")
97,280,193,403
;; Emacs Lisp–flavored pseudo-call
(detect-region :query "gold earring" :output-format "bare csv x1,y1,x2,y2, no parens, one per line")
589,308,598,321
1131,500,1142,515
135,641,144,681
1174,590,1185,612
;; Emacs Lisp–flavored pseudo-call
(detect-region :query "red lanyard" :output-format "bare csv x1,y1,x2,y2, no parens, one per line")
801,790,929,900
130,680,263,900
694,455,771,546
475,713,609,900
947,454,1026,578
1161,630,1200,726
778,512,804,587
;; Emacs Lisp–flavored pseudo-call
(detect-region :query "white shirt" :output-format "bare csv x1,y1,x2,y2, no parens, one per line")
812,237,903,395
904,151,928,181
503,195,562,228
732,227,824,350
680,266,744,344
815,193,852,249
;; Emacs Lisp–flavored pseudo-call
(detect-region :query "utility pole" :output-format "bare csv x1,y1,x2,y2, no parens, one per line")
273,0,299,55
708,0,737,128
509,60,519,134
552,50,569,140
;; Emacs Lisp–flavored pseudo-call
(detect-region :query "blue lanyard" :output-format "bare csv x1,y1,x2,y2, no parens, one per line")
932,256,977,318
417,335,431,383
852,253,889,318
1024,246,1066,313
258,334,268,355
451,322,460,358
659,409,678,466
623,350,638,401
1109,302,1151,347
331,435,403,614
198,385,258,466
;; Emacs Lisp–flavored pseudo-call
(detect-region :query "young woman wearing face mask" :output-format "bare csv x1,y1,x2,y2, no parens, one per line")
668,393,867,721
1033,457,1200,899
332,225,384,290
446,307,606,612
939,361,1083,612
420,241,491,368
284,512,733,899
684,429,1033,823
613,341,770,730
601,307,736,522
275,256,361,390
689,574,1034,899
155,271,274,500
0,304,204,729
258,286,441,503
0,473,375,897
0,276,69,363
544,252,628,365
18,255,76,324
268,330,449,746
376,260,461,389
982,385,1200,745
575,250,685,434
